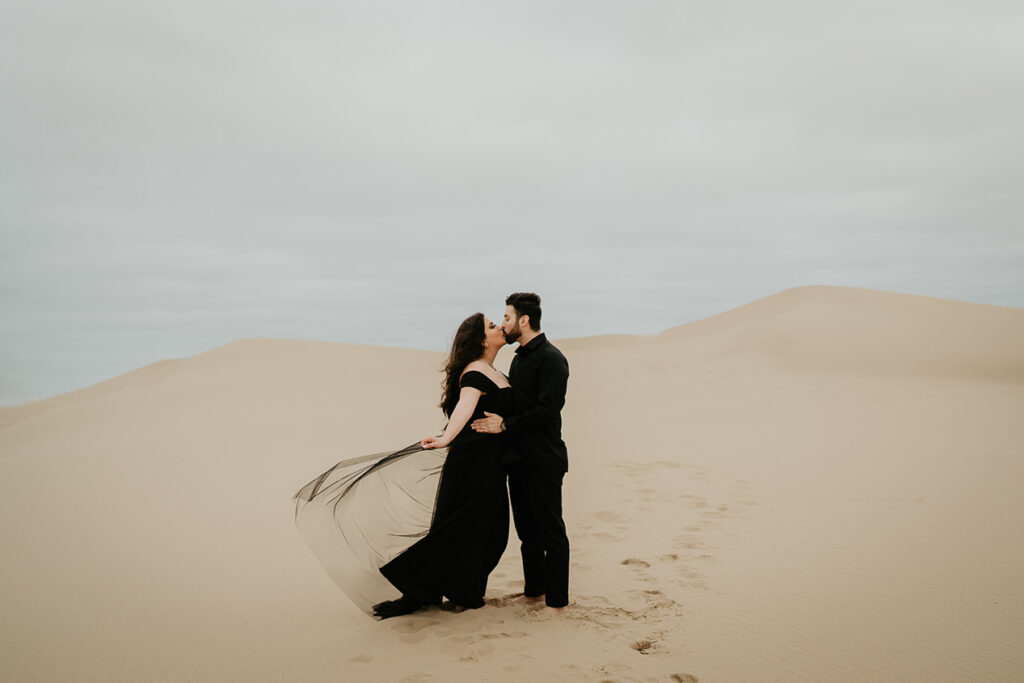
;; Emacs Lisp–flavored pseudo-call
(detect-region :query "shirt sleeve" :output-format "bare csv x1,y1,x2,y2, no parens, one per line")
502,353,569,434
459,370,491,393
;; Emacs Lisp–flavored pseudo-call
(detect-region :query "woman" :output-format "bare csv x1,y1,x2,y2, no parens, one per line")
292,313,513,619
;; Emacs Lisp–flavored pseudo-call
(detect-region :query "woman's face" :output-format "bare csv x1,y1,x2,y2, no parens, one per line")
483,316,505,350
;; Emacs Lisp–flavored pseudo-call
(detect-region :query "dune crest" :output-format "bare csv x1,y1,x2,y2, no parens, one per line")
6,287,1021,427
0,338,444,429
652,285,1024,380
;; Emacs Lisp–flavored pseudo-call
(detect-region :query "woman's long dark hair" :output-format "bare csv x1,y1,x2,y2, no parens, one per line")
440,312,486,417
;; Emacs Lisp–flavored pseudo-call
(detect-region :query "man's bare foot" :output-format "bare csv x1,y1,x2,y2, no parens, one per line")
513,594,545,604
541,606,567,616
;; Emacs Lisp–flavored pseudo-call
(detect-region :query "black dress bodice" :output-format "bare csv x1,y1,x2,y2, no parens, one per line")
450,370,514,445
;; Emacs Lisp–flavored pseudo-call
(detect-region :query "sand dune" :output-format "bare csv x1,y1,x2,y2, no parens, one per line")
2,286,1023,681
653,285,1024,380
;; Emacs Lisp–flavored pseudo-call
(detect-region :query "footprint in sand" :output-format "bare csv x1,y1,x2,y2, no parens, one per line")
563,603,640,628
629,588,679,611
671,674,700,683
621,558,650,568
630,637,660,654
477,631,529,640
439,635,496,660
623,551,705,596
619,557,659,584
486,594,523,608
391,618,441,633
390,618,442,644
674,566,707,589
673,536,703,551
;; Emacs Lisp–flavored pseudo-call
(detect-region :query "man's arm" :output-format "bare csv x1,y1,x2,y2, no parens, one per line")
473,353,568,434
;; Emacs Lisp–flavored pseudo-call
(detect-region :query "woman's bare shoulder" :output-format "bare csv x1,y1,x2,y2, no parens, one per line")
461,360,487,375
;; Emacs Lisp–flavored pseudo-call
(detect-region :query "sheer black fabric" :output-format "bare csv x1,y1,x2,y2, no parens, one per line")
292,442,447,616
292,370,513,617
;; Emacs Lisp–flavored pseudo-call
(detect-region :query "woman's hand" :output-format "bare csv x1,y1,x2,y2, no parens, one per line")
421,435,449,449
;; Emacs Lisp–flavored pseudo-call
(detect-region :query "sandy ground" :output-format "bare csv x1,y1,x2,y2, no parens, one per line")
2,285,1023,682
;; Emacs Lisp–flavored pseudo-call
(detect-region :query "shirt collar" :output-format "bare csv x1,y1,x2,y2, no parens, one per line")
515,332,548,355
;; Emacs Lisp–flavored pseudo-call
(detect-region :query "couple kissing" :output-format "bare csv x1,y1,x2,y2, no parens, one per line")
293,292,571,620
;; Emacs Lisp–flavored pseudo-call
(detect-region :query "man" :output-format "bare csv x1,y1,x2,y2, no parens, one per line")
471,292,570,615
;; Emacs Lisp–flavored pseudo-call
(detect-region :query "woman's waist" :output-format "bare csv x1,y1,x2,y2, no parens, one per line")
450,429,507,448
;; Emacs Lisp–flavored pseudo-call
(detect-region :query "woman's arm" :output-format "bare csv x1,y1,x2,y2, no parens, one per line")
422,386,482,448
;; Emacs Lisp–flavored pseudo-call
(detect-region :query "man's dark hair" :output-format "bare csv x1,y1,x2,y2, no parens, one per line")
506,292,542,331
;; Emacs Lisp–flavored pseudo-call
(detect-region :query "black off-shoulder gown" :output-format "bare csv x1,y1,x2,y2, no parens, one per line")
379,370,512,608
292,370,512,614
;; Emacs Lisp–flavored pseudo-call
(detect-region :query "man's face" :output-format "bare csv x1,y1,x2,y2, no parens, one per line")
502,305,523,344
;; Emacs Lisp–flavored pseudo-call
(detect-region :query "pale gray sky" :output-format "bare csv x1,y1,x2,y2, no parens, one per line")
2,1,1023,405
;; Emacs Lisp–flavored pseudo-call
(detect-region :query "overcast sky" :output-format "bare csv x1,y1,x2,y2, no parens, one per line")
2,1,1022,406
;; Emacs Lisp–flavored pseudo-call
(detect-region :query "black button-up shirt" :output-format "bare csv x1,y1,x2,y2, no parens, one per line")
503,332,570,472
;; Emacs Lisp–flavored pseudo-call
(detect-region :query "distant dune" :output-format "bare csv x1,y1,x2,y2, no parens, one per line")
652,285,1024,379
0,339,446,429
2,286,1023,681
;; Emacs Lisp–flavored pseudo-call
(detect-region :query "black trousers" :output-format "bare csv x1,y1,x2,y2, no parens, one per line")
507,462,570,608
